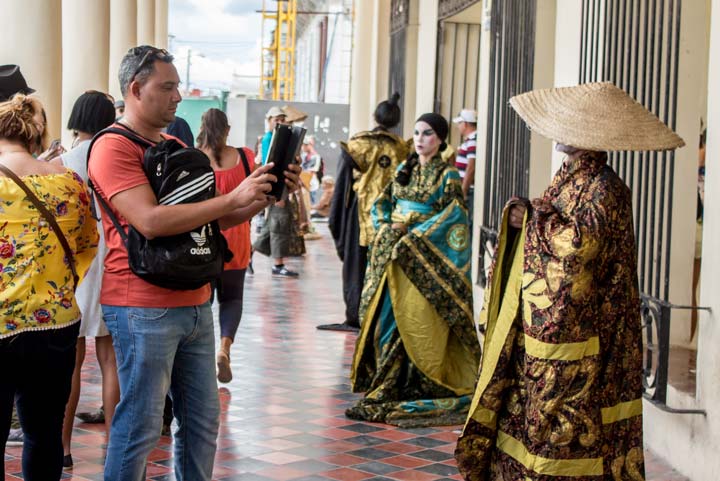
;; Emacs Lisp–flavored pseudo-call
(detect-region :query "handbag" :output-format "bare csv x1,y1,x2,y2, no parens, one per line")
0,163,79,291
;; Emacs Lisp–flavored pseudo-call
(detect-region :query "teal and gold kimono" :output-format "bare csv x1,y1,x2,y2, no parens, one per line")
456,151,644,480
347,155,482,428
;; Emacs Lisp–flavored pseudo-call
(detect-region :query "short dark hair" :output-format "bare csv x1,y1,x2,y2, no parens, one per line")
374,92,401,129
67,91,116,135
118,45,174,97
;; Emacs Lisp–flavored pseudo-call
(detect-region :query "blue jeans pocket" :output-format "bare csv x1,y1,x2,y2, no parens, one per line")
128,307,169,322
101,311,122,365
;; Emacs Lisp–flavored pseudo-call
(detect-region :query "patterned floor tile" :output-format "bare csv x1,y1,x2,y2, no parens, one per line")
2,225,690,481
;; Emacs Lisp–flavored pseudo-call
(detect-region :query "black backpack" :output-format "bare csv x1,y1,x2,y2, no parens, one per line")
87,125,232,291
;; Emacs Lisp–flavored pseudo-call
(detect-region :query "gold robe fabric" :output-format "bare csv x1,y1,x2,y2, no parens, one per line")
348,156,481,427
456,151,645,480
342,130,409,246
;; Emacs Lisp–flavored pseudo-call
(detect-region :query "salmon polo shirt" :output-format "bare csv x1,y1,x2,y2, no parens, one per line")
87,126,211,307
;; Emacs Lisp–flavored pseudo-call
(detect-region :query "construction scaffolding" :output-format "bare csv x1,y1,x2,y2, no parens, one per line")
260,0,298,100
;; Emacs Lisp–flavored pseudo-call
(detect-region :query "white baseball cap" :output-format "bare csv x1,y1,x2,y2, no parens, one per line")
265,106,286,119
452,109,478,124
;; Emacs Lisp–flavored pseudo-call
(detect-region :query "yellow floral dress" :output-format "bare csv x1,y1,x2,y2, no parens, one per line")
0,169,98,339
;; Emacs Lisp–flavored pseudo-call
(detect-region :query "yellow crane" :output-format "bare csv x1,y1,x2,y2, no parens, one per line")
260,0,297,100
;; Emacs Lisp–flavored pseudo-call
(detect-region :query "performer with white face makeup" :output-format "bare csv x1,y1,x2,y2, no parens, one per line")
347,113,481,428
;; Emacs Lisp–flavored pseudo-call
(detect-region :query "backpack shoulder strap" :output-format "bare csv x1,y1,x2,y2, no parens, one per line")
85,123,151,249
237,147,252,177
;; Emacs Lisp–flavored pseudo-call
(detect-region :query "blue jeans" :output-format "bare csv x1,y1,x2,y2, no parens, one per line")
102,303,219,481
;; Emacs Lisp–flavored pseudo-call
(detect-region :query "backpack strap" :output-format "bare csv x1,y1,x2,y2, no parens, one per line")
237,147,252,177
85,123,154,249
0,164,79,291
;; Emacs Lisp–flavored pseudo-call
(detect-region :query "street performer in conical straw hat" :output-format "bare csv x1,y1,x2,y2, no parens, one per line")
455,82,684,481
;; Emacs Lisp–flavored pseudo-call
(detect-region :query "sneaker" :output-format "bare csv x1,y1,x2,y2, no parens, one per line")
6,428,23,446
63,454,73,469
76,406,105,424
216,351,233,384
272,265,299,277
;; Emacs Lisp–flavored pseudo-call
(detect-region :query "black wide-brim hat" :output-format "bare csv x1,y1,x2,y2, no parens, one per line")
0,65,35,101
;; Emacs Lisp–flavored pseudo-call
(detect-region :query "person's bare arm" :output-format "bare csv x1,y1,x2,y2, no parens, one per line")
111,164,276,239
462,157,475,196
219,198,272,229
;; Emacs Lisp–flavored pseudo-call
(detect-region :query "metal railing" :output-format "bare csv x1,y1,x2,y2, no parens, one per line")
641,295,708,415
477,0,536,287
579,0,707,413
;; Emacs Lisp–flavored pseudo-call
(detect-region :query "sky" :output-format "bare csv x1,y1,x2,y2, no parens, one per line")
169,0,265,95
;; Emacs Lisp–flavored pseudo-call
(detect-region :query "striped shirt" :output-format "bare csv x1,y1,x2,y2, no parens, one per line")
455,130,477,179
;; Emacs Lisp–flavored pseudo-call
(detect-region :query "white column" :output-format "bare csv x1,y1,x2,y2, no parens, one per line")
414,0,439,116
0,0,62,140
471,1,494,305
154,0,169,49
137,0,155,46
527,0,556,198
369,0,391,110
551,0,583,173
109,0,137,100
402,0,420,138
348,0,375,135
61,0,110,147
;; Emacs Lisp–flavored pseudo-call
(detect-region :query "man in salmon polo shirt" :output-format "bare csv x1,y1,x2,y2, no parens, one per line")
88,45,300,481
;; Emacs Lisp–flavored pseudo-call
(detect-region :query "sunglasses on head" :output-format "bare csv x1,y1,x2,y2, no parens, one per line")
129,47,171,82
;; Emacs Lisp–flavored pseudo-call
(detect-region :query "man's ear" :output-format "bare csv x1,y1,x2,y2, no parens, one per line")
129,80,143,100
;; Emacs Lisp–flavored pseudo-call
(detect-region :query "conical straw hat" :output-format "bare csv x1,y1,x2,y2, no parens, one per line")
282,104,308,123
509,82,685,151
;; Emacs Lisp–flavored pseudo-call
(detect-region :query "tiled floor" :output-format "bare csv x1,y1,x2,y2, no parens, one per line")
4,224,690,480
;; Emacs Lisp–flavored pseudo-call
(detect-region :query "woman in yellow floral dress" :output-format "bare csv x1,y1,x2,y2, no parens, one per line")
0,95,97,480
348,113,481,427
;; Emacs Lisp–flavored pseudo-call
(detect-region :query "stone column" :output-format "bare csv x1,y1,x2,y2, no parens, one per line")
414,0,439,116
348,0,374,135
402,0,420,138
471,1,494,304
109,0,137,100
0,0,62,140
137,0,155,46
154,0,169,49
369,0,391,111
527,0,556,198
61,0,111,147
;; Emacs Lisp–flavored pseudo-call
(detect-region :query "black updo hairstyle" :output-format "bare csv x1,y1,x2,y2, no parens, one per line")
374,92,401,129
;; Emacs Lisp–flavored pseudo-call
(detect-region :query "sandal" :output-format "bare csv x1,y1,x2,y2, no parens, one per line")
216,350,232,384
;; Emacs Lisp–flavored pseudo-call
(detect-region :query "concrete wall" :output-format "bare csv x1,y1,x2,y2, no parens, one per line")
641,0,719,479
227,96,249,149
174,96,224,145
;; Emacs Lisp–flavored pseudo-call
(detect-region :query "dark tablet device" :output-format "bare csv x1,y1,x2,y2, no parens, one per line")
265,124,307,201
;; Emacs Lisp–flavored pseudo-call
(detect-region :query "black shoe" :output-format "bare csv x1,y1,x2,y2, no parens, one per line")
63,454,73,469
316,322,360,333
76,406,105,424
272,265,299,277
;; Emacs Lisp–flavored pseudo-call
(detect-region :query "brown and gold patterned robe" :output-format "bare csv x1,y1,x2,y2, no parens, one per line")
456,151,645,480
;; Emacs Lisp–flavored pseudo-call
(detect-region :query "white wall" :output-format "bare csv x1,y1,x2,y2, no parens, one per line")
550,0,583,174
528,0,556,198
227,96,248,149
415,0,439,116
642,0,720,480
